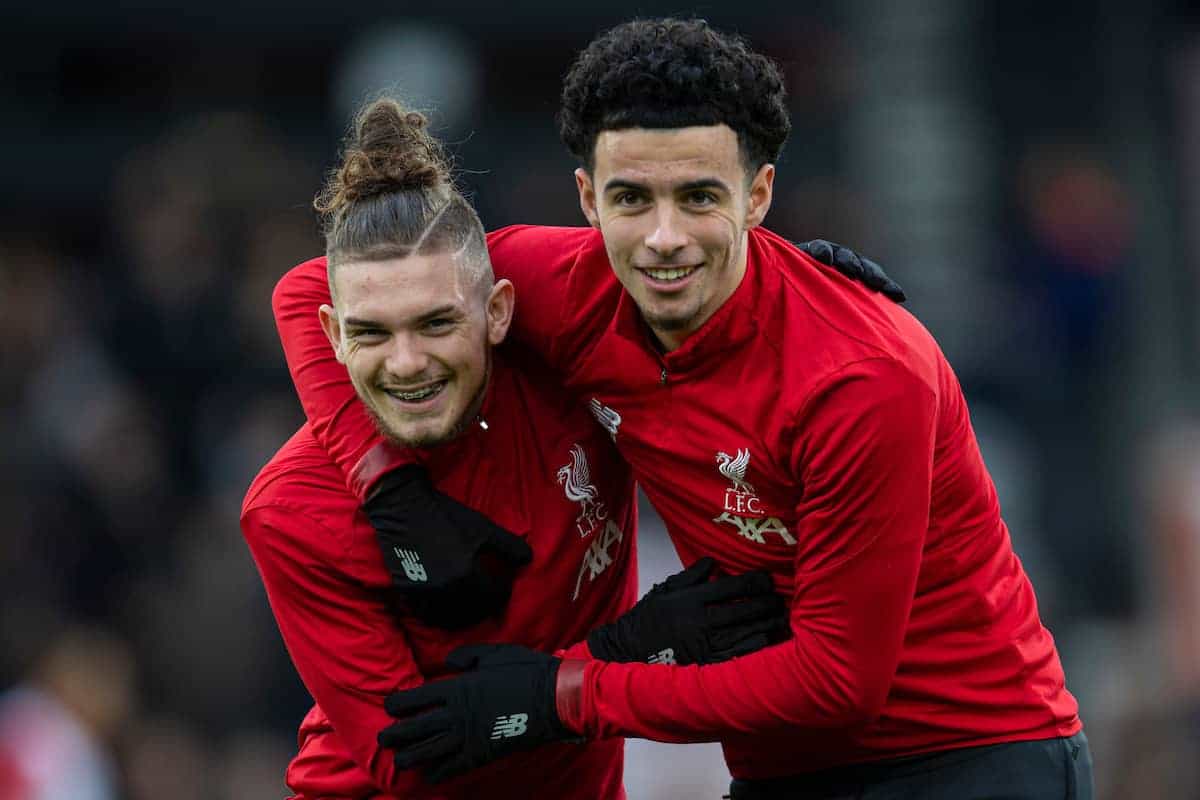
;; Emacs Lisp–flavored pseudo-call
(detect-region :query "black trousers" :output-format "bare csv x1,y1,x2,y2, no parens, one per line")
727,732,1093,800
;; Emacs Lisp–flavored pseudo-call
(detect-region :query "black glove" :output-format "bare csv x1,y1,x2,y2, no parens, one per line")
380,644,568,783
587,557,787,665
367,465,533,630
797,239,907,303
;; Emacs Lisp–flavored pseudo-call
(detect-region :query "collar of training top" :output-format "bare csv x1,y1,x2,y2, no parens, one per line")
612,231,762,374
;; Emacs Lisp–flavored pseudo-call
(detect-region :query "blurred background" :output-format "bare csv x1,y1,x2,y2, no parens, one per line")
1,0,1198,796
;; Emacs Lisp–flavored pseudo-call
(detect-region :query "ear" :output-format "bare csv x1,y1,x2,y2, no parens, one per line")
485,279,515,346
744,163,775,230
318,304,347,363
575,168,601,229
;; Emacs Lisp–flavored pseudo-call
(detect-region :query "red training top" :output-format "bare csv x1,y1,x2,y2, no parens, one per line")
272,226,1081,780
241,342,638,798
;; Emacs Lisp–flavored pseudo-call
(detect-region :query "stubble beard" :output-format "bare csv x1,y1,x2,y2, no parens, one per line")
360,348,492,451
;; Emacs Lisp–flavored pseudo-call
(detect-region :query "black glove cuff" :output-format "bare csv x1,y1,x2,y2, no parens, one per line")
585,625,620,662
365,464,430,512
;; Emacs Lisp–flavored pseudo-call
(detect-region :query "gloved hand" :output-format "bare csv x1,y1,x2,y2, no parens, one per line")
587,557,787,665
367,465,533,630
796,239,907,303
379,644,568,783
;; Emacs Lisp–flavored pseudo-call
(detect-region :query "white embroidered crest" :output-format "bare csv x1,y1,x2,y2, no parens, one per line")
713,448,796,546
589,398,622,440
716,448,756,495
558,443,608,538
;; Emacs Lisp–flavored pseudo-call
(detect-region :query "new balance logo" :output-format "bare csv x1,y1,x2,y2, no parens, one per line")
647,648,676,665
490,713,529,739
589,398,622,440
393,548,427,582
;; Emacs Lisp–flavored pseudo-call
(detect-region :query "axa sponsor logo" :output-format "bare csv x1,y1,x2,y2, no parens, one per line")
589,398,622,440
557,444,609,538
572,520,624,601
712,448,796,546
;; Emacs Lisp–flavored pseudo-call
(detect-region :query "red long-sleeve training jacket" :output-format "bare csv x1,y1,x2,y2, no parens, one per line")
241,344,637,798
272,225,1081,779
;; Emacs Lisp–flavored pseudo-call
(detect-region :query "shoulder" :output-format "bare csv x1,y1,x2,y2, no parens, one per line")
487,225,619,366
241,424,360,539
487,224,601,258
486,225,602,279
487,225,610,285
750,228,942,397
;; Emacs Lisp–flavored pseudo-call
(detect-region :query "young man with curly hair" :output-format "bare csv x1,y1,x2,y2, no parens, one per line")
272,17,1092,800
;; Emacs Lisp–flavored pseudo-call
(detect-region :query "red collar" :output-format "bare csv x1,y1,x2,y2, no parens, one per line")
613,229,766,373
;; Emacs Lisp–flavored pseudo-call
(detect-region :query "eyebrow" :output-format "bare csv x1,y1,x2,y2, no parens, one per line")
414,304,462,322
343,305,462,330
602,177,732,195
342,316,384,329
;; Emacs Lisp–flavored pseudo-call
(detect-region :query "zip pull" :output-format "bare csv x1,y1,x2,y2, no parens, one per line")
659,367,668,385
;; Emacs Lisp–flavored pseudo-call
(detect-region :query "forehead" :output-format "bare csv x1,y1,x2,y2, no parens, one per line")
592,124,744,185
334,252,470,319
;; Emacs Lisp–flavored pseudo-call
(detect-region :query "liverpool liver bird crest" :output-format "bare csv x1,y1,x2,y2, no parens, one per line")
716,448,756,495
558,444,607,536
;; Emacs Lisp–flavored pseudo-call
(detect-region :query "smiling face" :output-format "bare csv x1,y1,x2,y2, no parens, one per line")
576,124,774,351
319,251,513,449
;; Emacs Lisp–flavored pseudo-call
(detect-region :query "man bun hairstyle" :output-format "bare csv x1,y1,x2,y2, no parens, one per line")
316,97,489,288
558,18,791,173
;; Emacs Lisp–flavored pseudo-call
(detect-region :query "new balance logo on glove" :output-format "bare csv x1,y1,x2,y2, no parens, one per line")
394,548,427,582
648,648,676,665
490,713,529,739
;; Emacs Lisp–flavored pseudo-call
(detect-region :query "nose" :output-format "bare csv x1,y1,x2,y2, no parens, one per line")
644,205,688,257
383,332,431,380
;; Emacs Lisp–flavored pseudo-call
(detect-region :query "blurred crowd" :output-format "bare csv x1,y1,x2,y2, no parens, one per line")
1,3,1198,798
0,113,319,798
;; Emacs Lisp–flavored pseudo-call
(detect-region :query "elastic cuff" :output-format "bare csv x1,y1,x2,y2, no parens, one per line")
555,658,588,735
351,442,417,500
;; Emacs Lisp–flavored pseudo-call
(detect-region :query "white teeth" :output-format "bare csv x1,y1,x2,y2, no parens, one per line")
645,266,696,281
389,382,443,402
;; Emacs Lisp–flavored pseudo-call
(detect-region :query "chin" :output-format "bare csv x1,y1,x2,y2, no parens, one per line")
647,310,697,333
374,412,452,450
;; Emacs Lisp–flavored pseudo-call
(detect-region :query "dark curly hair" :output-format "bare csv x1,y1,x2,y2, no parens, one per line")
558,18,790,173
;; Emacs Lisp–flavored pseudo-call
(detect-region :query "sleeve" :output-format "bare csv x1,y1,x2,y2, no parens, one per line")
562,358,936,741
482,225,579,368
272,257,412,499
241,504,481,797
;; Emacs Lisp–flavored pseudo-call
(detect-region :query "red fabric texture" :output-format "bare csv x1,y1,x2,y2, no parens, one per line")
271,225,1080,780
